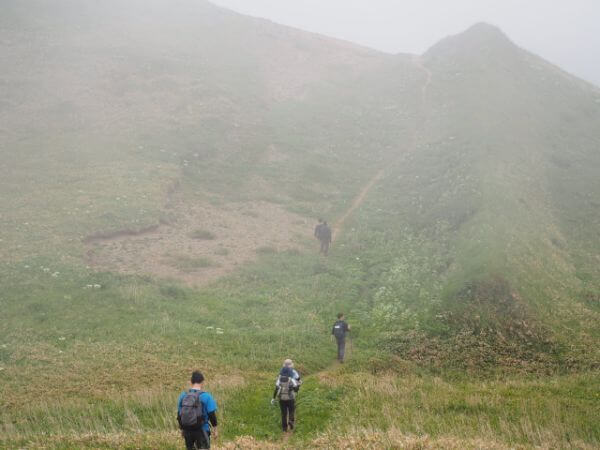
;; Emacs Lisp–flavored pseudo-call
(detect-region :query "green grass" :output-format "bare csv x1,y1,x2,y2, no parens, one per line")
311,371,600,448
2,4,600,448
2,238,599,448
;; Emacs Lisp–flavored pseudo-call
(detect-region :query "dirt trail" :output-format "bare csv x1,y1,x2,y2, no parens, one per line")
332,57,432,239
304,62,433,436
332,168,385,240
416,56,433,99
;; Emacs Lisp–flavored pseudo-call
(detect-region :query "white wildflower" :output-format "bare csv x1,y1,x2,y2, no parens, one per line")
93,284,101,289
58,337,66,341
206,326,214,330
51,272,60,277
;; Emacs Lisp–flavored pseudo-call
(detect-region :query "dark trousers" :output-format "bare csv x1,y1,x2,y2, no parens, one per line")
182,429,210,449
320,240,330,255
279,399,295,431
336,336,346,361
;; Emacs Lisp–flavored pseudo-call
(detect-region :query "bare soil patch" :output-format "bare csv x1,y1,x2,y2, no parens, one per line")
86,200,309,286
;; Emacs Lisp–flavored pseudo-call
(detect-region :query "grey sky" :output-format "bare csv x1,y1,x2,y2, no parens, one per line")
211,0,600,87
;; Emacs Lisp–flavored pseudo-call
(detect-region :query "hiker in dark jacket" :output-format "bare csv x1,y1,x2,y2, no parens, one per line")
177,371,218,449
271,359,300,432
314,218,324,240
319,221,332,256
332,313,351,362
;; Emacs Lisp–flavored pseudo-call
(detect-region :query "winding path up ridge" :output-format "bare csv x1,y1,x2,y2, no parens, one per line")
332,57,432,241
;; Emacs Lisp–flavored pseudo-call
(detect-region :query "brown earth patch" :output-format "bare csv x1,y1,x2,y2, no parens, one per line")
85,200,310,286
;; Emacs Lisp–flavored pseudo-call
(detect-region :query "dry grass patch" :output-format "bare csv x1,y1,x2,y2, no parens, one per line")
310,428,577,449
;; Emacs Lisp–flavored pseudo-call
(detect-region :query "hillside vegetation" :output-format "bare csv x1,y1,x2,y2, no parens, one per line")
1,1,599,448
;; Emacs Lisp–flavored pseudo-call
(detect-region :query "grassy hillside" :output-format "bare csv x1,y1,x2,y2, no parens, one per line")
1,3,599,449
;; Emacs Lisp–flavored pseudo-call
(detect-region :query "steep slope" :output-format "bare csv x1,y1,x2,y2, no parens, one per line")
2,4,600,449
0,0,423,274
1,0,598,368
344,23,600,369
424,24,600,352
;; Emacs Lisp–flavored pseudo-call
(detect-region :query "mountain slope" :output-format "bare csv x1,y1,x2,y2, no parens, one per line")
1,0,423,267
343,23,600,368
1,3,600,449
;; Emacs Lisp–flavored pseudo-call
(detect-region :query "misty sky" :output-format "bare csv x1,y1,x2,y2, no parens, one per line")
212,0,600,87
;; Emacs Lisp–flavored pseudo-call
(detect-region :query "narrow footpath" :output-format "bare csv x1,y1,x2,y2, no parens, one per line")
274,58,434,448
332,57,432,240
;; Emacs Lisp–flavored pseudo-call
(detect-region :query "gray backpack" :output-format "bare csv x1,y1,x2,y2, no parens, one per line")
278,376,295,401
178,391,204,430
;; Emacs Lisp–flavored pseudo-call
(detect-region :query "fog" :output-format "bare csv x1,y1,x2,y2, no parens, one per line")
2,1,600,447
212,0,600,87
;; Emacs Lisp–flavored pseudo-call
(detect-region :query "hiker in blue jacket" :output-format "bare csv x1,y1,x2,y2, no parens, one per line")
177,371,218,449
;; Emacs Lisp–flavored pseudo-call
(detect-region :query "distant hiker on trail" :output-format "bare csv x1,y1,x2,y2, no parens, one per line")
271,359,300,432
177,371,218,449
317,220,332,256
314,218,324,240
332,313,351,363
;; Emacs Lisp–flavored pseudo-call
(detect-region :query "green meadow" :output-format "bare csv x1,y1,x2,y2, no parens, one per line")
2,1,600,448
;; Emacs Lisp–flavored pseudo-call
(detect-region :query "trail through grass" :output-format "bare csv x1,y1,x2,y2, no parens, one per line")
333,57,433,241
3,6,600,448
